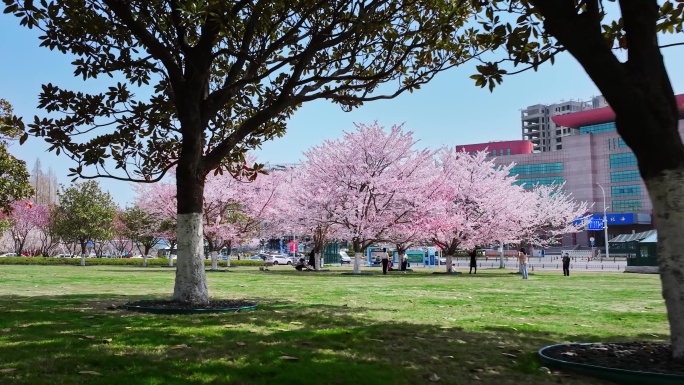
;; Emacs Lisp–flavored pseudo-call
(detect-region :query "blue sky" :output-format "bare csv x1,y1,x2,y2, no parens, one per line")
2,13,683,207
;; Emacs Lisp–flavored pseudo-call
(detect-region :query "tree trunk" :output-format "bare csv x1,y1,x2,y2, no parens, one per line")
499,242,505,268
210,250,219,271
169,253,174,267
353,252,363,274
445,254,453,273
398,251,406,271
647,168,684,358
315,252,321,271
173,212,208,304
80,239,86,266
225,240,232,267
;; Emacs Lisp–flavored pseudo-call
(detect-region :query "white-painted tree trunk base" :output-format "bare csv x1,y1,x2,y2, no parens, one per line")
647,169,684,358
143,255,147,267
169,254,173,267
353,252,362,274
445,255,453,273
172,213,209,305
315,252,321,271
80,255,86,266
210,251,219,271
399,252,406,270
226,254,231,267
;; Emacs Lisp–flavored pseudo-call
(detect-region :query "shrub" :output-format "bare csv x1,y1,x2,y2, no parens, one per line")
0,257,264,267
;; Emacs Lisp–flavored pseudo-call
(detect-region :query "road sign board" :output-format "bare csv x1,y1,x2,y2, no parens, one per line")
587,219,604,231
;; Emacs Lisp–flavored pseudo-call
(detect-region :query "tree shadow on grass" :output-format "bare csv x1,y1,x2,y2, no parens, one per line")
0,294,624,385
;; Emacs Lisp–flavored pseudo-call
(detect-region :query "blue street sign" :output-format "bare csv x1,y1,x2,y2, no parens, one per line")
590,240,595,246
587,219,604,231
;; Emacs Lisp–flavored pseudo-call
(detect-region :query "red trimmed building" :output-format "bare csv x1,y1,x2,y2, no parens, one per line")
455,140,534,157
462,94,684,247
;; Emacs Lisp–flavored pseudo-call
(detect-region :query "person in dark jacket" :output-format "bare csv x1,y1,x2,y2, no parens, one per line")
562,253,571,276
469,249,477,274
308,249,316,269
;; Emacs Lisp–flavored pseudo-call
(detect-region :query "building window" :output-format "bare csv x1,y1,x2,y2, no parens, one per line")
612,199,641,212
607,137,629,150
509,162,563,176
610,152,638,168
506,148,511,155
556,130,561,135
556,138,562,143
514,177,564,188
492,149,496,156
580,122,617,134
611,185,641,197
611,170,641,183
499,149,504,156
556,145,562,150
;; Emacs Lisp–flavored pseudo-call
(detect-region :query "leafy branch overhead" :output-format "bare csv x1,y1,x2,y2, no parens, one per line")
467,0,684,92
4,0,483,182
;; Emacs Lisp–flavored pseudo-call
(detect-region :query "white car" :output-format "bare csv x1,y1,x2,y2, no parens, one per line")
339,251,352,264
0,253,18,257
53,253,77,258
266,254,292,265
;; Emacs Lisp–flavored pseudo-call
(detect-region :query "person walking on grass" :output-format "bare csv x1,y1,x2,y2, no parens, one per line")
469,248,477,274
381,251,389,275
518,247,528,279
562,252,571,276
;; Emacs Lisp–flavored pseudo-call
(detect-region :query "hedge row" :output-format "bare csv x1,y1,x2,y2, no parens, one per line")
0,257,265,267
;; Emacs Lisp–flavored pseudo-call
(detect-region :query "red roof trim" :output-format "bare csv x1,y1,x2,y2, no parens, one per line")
552,94,684,128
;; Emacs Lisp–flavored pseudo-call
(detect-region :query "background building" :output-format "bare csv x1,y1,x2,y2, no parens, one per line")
467,94,684,247
521,96,608,153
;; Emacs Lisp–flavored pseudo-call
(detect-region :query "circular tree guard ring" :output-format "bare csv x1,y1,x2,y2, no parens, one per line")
538,343,684,385
124,300,257,315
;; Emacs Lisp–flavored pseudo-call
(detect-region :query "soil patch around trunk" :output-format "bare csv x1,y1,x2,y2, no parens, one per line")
543,342,684,375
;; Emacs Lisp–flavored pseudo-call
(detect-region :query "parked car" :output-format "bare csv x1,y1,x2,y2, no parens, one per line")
53,253,77,258
339,251,352,264
0,252,18,257
266,254,292,265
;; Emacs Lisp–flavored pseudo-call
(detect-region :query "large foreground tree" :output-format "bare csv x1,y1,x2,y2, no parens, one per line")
4,0,478,304
468,0,684,358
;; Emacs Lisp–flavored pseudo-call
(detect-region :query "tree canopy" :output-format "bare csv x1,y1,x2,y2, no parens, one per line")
4,0,478,182
51,181,116,255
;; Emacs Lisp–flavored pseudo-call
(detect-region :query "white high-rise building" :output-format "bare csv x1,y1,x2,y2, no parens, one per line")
521,96,605,152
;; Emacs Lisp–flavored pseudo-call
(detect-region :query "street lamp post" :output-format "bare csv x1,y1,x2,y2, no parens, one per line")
596,183,610,260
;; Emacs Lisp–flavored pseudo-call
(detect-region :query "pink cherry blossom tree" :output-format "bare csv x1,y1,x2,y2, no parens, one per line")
300,122,435,274
111,210,133,258
517,183,589,249
6,200,50,255
135,181,178,266
278,166,339,270
426,149,523,273
203,168,287,270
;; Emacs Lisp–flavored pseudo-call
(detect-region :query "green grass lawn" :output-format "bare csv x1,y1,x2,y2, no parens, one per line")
0,265,668,385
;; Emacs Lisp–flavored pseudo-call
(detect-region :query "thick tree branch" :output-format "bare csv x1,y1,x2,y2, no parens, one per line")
102,0,183,87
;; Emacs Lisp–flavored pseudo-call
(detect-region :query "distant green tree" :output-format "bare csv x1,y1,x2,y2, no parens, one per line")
51,181,116,257
0,98,32,214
